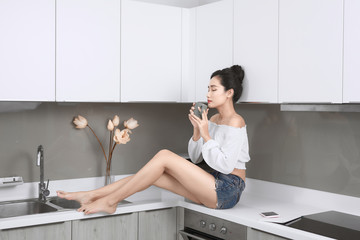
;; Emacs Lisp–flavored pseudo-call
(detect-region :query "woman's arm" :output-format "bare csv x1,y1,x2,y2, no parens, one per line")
192,127,201,141
188,137,203,164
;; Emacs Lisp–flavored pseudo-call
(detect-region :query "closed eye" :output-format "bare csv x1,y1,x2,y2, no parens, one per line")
208,87,217,91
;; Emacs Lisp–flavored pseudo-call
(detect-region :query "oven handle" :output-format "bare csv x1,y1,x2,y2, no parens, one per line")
179,230,213,240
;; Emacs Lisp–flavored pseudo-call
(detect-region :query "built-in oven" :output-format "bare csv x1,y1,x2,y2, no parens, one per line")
179,209,247,240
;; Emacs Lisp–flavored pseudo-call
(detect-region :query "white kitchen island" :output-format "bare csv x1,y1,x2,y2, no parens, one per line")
1,175,359,240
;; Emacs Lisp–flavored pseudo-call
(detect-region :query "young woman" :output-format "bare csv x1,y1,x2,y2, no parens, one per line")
57,65,250,214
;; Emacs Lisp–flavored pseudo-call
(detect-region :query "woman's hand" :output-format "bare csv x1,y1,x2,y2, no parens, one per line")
188,103,211,142
188,103,199,129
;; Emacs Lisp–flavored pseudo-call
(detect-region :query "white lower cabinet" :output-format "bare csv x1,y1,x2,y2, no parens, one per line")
0,208,177,240
72,208,176,240
72,212,138,240
247,227,288,240
138,208,177,240
0,222,71,240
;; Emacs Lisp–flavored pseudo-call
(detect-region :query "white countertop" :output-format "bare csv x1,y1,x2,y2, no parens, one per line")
1,175,360,240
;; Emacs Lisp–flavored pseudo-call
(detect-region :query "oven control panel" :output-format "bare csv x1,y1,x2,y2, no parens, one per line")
183,209,247,239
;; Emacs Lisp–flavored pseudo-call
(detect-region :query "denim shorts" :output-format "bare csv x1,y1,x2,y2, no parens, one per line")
210,171,246,209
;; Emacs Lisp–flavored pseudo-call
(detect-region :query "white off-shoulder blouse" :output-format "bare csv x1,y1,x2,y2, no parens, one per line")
188,121,250,174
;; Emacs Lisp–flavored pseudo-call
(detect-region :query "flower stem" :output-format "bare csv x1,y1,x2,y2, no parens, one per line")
109,130,112,164
108,143,117,166
106,143,117,183
87,125,108,163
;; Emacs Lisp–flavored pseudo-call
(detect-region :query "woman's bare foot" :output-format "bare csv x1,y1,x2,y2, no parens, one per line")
56,190,96,205
78,197,118,215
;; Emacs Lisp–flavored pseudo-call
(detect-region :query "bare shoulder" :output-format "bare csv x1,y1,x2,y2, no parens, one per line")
229,114,246,129
210,113,245,128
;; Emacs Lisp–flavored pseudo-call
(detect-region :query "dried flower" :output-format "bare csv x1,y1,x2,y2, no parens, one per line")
73,115,88,129
113,129,130,144
72,114,138,185
113,115,120,127
124,118,139,130
107,120,114,131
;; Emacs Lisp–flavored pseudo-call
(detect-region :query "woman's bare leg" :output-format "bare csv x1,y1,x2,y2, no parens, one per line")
57,155,203,206
57,175,134,205
153,172,202,204
57,162,203,206
79,150,217,214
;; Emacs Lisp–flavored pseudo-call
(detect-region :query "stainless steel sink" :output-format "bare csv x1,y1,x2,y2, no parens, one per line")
117,200,131,206
48,197,131,209
0,197,132,219
0,200,57,218
49,197,81,209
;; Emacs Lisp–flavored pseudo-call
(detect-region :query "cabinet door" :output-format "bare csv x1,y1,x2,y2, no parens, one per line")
0,0,55,101
0,222,71,240
279,0,343,103
195,0,234,102
138,208,177,240
72,213,138,240
234,0,278,103
56,0,121,102
247,227,288,240
343,0,360,103
121,0,182,102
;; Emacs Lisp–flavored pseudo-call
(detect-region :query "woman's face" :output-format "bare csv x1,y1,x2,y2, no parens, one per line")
207,76,233,108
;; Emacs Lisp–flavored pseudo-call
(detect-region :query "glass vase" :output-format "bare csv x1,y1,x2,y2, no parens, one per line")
105,162,115,185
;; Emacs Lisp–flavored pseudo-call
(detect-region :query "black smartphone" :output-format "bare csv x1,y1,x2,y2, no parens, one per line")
260,211,280,218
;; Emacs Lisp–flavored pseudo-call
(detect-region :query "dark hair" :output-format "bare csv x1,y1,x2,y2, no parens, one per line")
210,65,245,103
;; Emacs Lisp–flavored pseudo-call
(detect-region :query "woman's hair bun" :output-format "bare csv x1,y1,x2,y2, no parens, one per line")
230,65,245,85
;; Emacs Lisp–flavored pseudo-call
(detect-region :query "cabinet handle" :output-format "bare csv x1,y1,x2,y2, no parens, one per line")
1,222,66,231
143,207,173,213
78,212,135,221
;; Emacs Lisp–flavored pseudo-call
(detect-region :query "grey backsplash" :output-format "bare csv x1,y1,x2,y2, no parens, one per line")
0,102,359,198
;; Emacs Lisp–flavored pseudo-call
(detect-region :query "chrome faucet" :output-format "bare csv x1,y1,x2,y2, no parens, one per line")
37,145,50,202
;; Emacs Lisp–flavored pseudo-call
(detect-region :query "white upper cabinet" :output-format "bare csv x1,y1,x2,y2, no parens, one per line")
195,0,234,102
121,0,182,102
234,0,278,103
343,0,360,103
56,0,121,102
0,0,55,101
279,0,343,103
